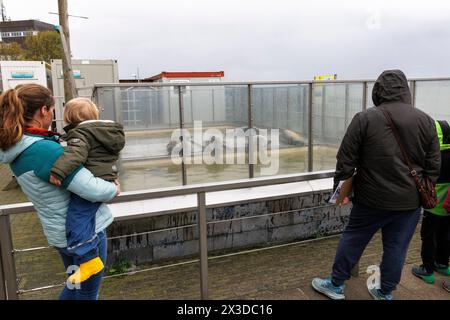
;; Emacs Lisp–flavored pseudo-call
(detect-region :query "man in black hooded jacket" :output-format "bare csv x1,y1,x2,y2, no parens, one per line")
312,70,440,300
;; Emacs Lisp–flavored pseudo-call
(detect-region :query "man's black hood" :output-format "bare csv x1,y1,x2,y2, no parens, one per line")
372,70,412,106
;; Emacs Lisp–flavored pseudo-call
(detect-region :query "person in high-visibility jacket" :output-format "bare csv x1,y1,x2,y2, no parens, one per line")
412,120,450,291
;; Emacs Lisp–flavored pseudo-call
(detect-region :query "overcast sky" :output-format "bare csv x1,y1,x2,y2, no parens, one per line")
5,0,450,81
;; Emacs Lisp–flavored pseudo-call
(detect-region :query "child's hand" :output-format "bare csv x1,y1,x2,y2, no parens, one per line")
114,179,121,196
49,175,62,187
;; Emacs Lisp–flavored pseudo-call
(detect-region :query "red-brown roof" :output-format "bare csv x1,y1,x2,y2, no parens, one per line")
146,71,224,82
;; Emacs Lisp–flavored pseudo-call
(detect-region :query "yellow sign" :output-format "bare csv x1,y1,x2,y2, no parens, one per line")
314,74,337,81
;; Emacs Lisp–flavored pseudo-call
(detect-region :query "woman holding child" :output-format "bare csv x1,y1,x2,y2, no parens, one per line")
0,84,121,300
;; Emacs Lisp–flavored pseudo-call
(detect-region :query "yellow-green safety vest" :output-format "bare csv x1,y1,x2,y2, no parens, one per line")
435,120,450,151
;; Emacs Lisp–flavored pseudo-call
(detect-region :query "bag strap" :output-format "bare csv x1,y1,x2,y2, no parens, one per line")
379,107,419,178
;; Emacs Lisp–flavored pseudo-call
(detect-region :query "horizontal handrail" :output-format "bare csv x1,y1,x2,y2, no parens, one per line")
93,77,450,89
0,170,334,217
110,170,334,203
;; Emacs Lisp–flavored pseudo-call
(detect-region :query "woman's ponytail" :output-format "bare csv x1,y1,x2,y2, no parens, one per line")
0,84,53,151
0,88,25,151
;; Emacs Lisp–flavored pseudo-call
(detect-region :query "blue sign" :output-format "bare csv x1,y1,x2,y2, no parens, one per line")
73,70,81,78
11,72,34,79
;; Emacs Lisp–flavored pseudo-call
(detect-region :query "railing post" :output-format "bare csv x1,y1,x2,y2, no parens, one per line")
321,85,327,144
0,236,6,300
344,84,350,129
411,80,417,108
308,83,313,172
168,89,172,128
303,85,308,138
362,81,368,111
286,87,290,128
247,84,254,179
133,90,137,127
232,89,236,125
190,90,194,125
148,89,153,128
178,86,187,186
0,214,18,300
211,89,215,123
197,192,209,300
273,87,276,128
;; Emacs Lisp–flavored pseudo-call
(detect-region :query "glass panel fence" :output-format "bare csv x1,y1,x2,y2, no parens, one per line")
93,79,450,191
183,85,250,184
252,84,310,177
366,82,375,108
312,83,364,171
415,80,450,123
96,86,181,191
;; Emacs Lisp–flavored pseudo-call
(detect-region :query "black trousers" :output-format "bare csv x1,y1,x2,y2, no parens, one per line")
421,210,450,273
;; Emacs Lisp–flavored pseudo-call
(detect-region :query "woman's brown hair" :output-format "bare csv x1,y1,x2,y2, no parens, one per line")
0,84,54,150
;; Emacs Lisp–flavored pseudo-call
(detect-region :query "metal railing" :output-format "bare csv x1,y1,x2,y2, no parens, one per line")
0,170,336,300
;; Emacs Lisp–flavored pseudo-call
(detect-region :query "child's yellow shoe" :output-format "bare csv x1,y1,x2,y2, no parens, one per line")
69,257,104,284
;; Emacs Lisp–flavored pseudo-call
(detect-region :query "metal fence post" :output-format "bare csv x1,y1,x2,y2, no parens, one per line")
178,86,187,186
303,85,308,138
168,89,172,128
411,80,417,108
247,84,254,179
148,89,153,128
190,90,194,124
197,192,209,300
286,87,290,129
272,87,276,128
0,214,18,300
260,88,264,127
0,238,6,300
308,83,313,172
362,82,368,111
232,89,236,125
344,84,350,129
321,85,327,144
212,89,215,123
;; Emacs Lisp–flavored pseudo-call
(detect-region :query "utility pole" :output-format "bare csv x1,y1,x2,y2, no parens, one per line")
1,0,8,22
57,0,77,101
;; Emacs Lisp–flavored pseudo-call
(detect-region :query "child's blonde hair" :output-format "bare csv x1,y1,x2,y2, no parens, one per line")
64,97,100,124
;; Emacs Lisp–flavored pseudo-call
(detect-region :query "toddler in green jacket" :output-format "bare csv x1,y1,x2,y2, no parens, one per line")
50,97,125,285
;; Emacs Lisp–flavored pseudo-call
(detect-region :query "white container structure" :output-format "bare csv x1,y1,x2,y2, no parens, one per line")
51,59,120,132
0,61,51,92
